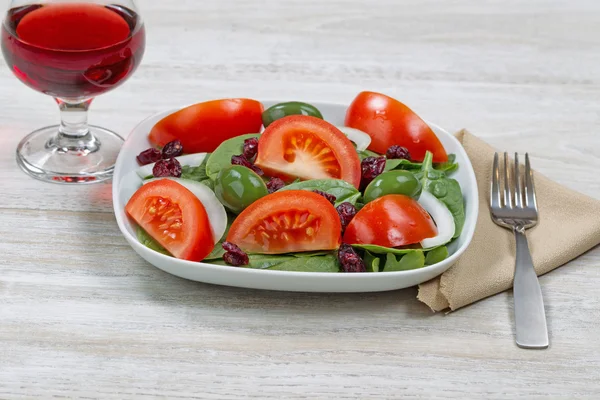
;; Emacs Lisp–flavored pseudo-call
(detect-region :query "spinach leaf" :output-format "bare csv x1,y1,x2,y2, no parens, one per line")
357,149,381,160
208,254,297,269
267,254,340,272
291,251,334,258
205,134,260,180
181,156,210,182
201,212,236,261
363,251,381,272
207,253,339,272
384,158,423,171
136,226,170,256
204,246,226,261
417,151,465,238
278,179,361,206
383,154,457,174
424,246,449,265
199,179,215,190
351,243,419,255
383,251,425,272
433,154,458,174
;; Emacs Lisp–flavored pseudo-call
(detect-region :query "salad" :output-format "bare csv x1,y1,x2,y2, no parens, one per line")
125,91,465,273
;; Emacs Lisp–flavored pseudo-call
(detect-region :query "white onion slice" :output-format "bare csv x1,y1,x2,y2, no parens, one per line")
336,126,372,151
418,190,455,249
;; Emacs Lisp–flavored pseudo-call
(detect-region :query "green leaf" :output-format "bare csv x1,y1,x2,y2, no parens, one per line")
363,251,381,272
207,253,340,272
278,179,361,206
204,245,226,261
136,226,171,256
291,250,335,258
417,151,465,239
433,154,458,174
424,246,449,265
205,134,260,181
266,254,340,272
199,179,215,190
384,158,423,171
351,243,419,255
250,255,298,269
383,154,457,174
357,149,381,160
207,254,297,268
383,251,425,272
180,156,210,182
202,212,236,261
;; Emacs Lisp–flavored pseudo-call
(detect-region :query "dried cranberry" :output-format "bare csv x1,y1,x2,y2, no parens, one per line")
267,177,285,193
360,156,386,189
386,145,411,160
243,137,259,160
153,157,182,177
222,241,249,266
313,190,336,205
162,140,184,159
231,155,264,176
336,202,357,231
137,148,162,165
337,244,366,273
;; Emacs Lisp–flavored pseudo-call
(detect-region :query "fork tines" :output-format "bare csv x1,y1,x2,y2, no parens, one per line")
491,152,537,211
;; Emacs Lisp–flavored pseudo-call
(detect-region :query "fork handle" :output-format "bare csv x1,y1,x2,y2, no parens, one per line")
513,226,549,349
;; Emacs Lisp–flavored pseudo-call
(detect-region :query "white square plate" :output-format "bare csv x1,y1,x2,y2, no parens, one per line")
112,101,479,292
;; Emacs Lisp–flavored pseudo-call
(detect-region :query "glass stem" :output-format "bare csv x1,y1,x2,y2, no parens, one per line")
51,98,99,154
58,98,92,138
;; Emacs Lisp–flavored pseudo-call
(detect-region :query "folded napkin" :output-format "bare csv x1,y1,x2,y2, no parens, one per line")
418,130,600,312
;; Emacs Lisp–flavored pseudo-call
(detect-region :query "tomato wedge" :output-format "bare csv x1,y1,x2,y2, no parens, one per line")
227,190,342,254
345,91,448,162
254,115,362,189
126,179,214,261
343,194,437,248
149,99,264,153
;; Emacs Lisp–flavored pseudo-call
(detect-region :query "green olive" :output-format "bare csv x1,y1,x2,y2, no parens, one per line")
214,165,268,214
262,101,324,127
363,170,421,203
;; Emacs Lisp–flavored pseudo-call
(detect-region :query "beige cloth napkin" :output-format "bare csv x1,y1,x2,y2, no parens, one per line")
417,130,600,312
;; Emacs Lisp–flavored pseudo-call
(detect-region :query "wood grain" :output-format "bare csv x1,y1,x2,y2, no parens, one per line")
1,0,600,398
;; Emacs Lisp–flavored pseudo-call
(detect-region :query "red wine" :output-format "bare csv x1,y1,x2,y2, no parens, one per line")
1,3,145,99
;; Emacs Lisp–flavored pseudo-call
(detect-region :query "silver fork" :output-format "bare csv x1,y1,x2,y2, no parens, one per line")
490,152,548,349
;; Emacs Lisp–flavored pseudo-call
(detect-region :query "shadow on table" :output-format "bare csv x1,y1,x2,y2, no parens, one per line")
134,259,437,320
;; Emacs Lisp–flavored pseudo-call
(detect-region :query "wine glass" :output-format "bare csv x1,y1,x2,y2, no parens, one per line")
1,0,146,184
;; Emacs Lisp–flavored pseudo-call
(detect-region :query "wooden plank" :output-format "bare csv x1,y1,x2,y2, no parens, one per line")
1,0,599,398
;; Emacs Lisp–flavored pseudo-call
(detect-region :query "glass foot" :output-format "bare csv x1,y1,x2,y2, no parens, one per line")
16,125,124,184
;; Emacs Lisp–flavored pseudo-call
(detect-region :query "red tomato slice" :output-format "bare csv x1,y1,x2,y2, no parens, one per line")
126,179,214,261
149,99,264,153
226,190,342,254
345,91,448,162
254,115,362,189
343,194,437,248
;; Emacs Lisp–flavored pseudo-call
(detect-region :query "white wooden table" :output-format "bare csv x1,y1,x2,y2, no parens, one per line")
2,1,600,398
